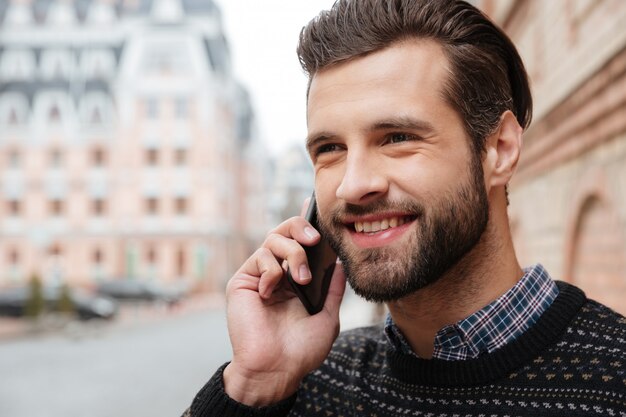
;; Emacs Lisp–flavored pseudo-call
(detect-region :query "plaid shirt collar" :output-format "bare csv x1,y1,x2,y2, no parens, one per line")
384,264,559,361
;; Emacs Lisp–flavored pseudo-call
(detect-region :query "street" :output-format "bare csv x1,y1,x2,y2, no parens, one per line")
0,309,231,417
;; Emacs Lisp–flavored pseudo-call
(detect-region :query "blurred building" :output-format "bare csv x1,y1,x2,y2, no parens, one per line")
480,0,626,314
0,0,271,292
269,144,313,222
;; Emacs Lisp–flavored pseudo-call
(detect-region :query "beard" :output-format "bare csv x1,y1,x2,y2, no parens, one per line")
316,156,489,303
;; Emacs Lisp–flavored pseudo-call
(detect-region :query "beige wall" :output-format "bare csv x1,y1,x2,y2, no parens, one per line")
481,0,626,314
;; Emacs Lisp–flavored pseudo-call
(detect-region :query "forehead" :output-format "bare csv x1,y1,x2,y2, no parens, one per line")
307,39,453,124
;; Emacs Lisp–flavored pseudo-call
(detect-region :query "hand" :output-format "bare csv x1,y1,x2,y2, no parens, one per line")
222,215,346,407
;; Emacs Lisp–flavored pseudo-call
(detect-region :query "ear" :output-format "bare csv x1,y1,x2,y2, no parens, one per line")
483,110,523,190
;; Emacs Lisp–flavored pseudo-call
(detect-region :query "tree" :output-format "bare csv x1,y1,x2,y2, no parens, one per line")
57,284,74,316
25,274,44,319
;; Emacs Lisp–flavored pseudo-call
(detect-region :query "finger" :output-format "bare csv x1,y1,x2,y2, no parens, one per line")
269,216,320,247
322,261,346,319
255,248,289,299
230,248,284,299
263,233,312,285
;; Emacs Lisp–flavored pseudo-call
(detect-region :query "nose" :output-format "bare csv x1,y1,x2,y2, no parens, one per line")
335,150,388,205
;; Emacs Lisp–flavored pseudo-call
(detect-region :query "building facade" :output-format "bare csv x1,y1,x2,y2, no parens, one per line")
0,0,270,292
480,0,626,314
269,144,313,222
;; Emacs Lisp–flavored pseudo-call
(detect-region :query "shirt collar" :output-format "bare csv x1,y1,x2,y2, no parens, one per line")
384,264,559,360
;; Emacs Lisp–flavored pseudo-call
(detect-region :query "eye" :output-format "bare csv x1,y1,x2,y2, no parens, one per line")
386,133,417,144
315,143,340,155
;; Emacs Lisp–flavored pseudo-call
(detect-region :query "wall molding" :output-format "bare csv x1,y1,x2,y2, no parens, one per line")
512,44,626,186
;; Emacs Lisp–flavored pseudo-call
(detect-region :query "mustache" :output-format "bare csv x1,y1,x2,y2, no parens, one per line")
328,199,426,222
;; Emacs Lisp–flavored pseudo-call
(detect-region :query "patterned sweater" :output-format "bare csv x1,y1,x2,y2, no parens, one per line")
187,282,626,416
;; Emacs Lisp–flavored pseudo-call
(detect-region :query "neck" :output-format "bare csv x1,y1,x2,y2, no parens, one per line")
386,207,523,359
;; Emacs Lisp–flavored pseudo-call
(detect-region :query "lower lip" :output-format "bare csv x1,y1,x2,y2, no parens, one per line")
347,220,414,249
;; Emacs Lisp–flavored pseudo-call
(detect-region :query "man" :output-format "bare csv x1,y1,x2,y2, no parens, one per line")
185,0,625,416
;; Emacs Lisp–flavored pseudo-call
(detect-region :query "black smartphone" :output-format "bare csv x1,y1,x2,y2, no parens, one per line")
286,193,337,315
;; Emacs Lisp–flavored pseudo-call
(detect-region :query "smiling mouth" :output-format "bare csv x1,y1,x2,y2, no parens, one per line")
351,215,416,233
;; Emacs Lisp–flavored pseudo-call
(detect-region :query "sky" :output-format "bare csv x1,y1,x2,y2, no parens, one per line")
213,0,337,156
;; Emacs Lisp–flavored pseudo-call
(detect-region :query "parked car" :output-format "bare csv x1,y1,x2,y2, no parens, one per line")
96,279,186,305
0,285,118,320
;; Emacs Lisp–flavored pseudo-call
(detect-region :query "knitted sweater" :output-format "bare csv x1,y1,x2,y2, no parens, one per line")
188,282,626,417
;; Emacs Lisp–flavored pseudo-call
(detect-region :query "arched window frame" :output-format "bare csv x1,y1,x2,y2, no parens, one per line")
0,49,36,80
33,91,74,127
80,49,116,79
40,49,75,80
0,93,30,127
80,91,115,127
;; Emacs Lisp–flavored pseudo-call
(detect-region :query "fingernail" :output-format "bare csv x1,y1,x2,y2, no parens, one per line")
299,265,311,283
304,226,319,240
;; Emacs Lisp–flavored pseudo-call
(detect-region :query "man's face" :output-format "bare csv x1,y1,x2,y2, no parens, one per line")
306,40,489,302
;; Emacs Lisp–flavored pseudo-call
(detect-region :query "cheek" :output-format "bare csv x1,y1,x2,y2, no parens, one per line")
391,159,440,195
314,171,342,211
391,157,468,200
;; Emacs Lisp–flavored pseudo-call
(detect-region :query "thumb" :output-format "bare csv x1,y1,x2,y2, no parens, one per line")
323,261,346,319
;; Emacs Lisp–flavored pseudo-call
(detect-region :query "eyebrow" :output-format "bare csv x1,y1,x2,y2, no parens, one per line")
306,132,336,153
306,115,436,151
370,116,436,134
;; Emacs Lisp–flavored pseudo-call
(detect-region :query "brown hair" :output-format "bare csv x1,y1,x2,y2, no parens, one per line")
297,0,532,155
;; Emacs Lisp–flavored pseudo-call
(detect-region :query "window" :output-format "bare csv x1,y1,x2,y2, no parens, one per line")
48,243,63,257
176,247,185,276
175,98,188,119
146,246,157,263
92,198,106,216
80,49,115,79
7,199,21,216
92,148,106,167
146,98,159,119
146,148,159,166
140,42,190,76
34,92,71,126
8,108,19,125
7,248,19,265
50,199,64,216
1,93,29,126
49,104,61,123
40,49,74,80
175,197,188,215
145,197,159,215
174,148,187,166
0,49,36,80
7,149,20,168
92,248,103,264
50,149,63,168
90,107,102,124
80,92,113,126
49,244,62,257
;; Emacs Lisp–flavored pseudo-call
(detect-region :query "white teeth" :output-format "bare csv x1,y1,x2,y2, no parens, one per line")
353,216,408,233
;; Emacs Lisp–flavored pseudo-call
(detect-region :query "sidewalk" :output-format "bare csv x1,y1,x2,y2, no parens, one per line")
115,292,225,326
0,317,31,341
0,292,226,342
